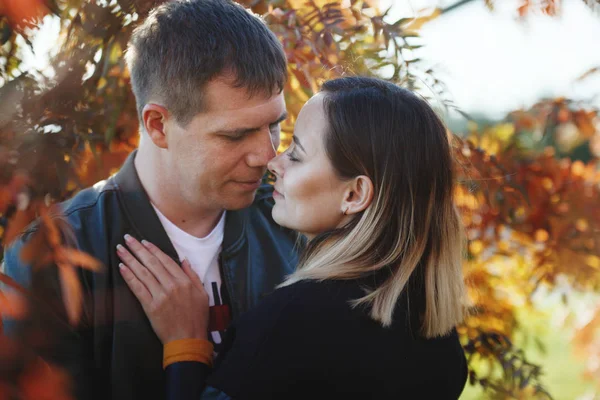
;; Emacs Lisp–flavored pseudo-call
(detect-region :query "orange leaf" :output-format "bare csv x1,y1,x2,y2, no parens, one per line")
2,207,35,247
572,110,596,137
0,273,29,297
19,228,54,268
0,187,12,215
40,206,62,249
55,247,103,272
0,0,50,31
18,358,74,400
0,290,28,319
58,265,82,326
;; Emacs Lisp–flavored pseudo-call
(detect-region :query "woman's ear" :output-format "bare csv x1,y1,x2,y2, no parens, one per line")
142,104,170,149
341,175,374,216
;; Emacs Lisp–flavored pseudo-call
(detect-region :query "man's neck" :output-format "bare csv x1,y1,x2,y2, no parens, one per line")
134,147,224,239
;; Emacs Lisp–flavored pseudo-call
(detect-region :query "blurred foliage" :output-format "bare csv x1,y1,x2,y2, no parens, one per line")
455,95,600,398
443,0,600,17
0,0,600,399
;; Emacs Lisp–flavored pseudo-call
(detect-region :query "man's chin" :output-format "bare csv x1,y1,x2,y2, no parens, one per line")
223,191,257,210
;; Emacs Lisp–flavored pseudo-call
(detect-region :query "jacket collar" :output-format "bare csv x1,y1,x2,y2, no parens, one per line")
113,150,246,260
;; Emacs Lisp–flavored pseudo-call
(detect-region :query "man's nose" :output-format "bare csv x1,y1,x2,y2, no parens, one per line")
247,128,278,168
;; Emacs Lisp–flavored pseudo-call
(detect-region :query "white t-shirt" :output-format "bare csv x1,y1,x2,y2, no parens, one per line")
151,205,229,349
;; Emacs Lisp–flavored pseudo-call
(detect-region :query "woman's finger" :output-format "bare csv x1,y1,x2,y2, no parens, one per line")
123,234,173,285
182,259,207,294
116,243,163,296
119,263,153,306
141,240,188,281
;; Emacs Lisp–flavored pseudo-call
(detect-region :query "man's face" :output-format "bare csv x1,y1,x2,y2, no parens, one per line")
163,77,287,211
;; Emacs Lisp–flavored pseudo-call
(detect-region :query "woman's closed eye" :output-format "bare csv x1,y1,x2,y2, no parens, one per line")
286,147,301,162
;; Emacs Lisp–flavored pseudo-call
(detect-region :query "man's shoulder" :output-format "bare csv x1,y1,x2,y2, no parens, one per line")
59,177,119,219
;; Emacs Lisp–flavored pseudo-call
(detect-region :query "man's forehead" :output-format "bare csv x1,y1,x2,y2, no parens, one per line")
203,76,284,113
199,95,286,133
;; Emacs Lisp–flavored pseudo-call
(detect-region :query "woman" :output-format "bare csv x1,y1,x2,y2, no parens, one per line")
117,76,468,399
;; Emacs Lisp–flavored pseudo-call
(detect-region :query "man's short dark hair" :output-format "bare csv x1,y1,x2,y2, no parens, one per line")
125,0,287,126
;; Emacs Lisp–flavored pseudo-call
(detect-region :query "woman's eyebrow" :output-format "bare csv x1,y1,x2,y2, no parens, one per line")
292,135,306,153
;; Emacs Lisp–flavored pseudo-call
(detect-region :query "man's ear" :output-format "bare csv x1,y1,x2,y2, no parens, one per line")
341,175,374,216
142,104,170,149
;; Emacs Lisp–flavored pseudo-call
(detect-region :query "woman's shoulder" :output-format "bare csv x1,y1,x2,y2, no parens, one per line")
259,279,362,315
234,279,363,338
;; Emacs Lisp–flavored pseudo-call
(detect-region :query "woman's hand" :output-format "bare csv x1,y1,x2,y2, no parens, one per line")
117,234,210,344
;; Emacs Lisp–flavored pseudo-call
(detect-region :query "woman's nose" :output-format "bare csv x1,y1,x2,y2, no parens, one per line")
267,154,282,177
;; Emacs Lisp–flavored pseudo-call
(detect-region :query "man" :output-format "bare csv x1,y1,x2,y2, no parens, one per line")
2,0,298,399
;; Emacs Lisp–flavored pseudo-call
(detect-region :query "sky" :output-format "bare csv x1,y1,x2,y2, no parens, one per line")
380,0,600,117
21,0,600,119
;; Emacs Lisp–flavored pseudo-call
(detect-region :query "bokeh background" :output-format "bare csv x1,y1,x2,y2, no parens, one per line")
1,0,600,399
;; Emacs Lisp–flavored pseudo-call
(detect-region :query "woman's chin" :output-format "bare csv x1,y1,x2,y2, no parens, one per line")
271,206,289,229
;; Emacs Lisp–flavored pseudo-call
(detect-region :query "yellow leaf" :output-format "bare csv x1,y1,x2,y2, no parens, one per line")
571,160,585,177
469,240,483,256
404,8,442,32
586,256,600,269
575,218,589,232
534,229,549,243
109,41,122,65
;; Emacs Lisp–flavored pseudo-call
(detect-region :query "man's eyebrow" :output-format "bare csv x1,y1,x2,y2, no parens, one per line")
220,111,289,136
292,135,306,153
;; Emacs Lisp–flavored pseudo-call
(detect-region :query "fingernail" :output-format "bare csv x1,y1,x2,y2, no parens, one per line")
124,234,133,243
116,244,125,253
118,263,125,269
141,240,150,248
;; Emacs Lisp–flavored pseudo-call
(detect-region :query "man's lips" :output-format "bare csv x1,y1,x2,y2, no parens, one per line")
235,179,262,190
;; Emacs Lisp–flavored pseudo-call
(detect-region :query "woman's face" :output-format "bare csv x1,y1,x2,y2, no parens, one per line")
267,93,349,239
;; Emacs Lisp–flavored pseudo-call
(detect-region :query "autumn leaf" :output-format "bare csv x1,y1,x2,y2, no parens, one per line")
0,187,11,215
54,247,103,272
402,8,442,32
0,0,50,31
0,272,29,298
2,206,36,247
0,290,28,319
18,358,74,400
19,228,54,268
40,206,62,249
577,66,600,81
57,264,83,326
0,172,29,214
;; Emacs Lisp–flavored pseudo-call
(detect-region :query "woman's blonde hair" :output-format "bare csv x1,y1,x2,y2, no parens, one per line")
280,77,466,338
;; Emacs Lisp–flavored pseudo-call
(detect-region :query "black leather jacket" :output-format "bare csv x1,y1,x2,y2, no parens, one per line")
2,151,299,400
